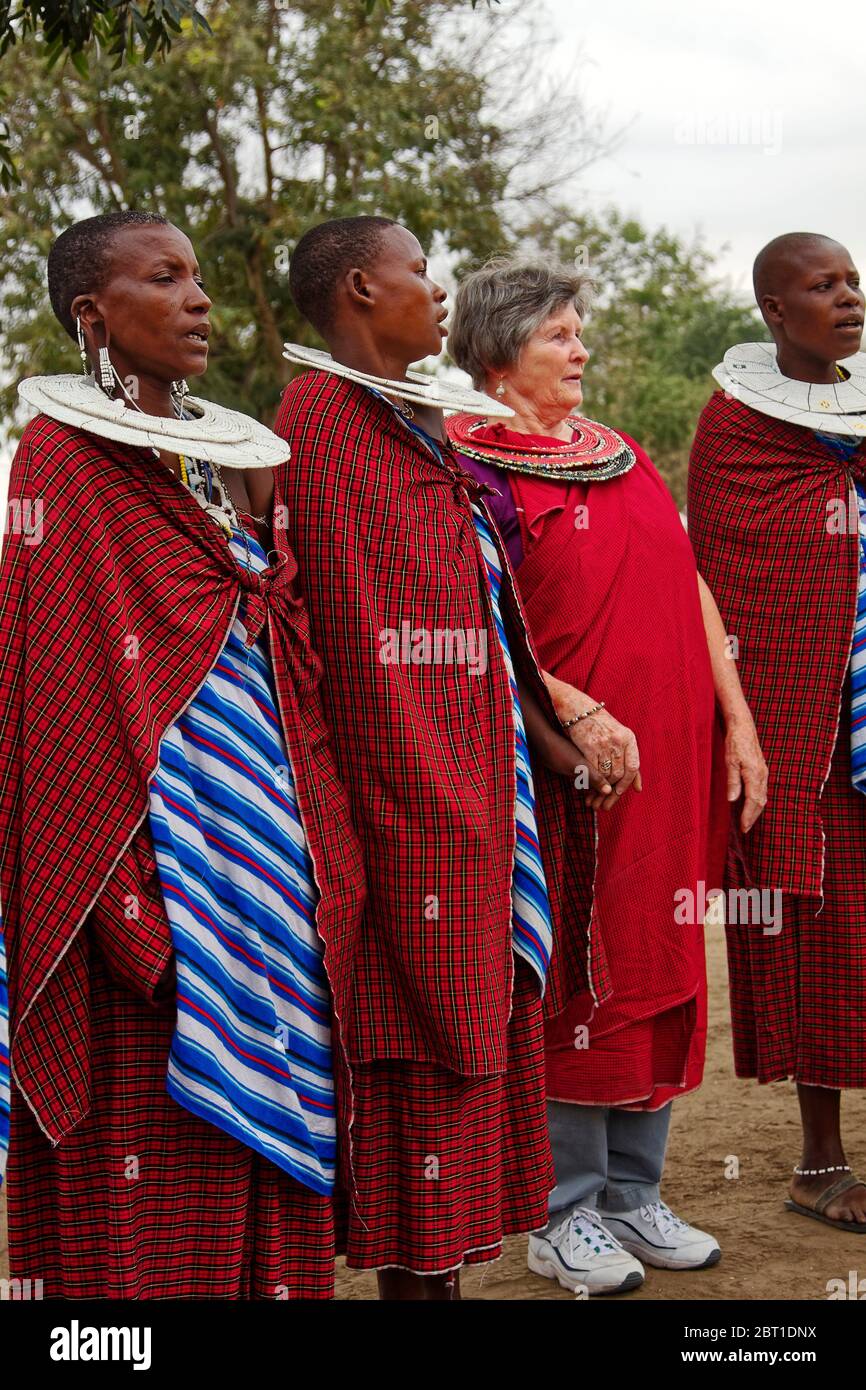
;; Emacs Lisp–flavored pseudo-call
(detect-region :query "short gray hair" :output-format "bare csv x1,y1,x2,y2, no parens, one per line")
449,255,593,388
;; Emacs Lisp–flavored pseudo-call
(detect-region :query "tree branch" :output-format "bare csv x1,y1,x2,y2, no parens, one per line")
245,237,288,381
203,109,239,225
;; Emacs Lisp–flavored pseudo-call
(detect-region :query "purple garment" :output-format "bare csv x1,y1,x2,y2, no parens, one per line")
456,452,524,571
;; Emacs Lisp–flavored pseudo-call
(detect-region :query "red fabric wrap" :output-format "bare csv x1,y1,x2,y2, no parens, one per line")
689,391,866,1088
456,424,728,1108
724,717,866,1086
273,373,604,1076
0,414,365,1150
7,949,335,1299
688,390,866,896
342,960,552,1273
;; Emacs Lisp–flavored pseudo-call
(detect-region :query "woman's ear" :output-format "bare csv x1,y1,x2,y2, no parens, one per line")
70,293,99,331
71,294,110,352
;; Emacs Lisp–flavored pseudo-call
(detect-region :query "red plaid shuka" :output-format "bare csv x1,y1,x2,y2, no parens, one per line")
689,391,866,1087
274,372,604,1077
343,959,552,1273
0,414,366,1297
724,708,866,1087
7,949,338,1298
688,391,866,896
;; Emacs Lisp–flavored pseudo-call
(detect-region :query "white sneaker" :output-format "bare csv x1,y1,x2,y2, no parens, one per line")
596,1200,721,1270
527,1206,645,1295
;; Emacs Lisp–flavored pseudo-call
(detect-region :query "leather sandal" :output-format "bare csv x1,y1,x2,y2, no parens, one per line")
785,1173,866,1233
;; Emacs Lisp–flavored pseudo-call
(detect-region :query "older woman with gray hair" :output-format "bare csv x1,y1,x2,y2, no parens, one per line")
446,256,767,1295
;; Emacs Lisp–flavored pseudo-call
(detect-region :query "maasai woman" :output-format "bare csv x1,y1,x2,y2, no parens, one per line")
0,211,365,1298
690,232,866,1234
446,255,767,1295
273,217,603,1300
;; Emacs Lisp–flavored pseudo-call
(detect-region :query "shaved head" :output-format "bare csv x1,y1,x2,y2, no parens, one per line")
749,232,864,379
753,232,847,304
48,210,169,340
289,216,397,335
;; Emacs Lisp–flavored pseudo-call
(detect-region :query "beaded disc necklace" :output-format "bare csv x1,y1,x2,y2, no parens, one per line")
446,412,636,482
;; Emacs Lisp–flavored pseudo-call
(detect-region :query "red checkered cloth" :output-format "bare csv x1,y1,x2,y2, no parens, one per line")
7,949,335,1298
688,390,866,896
342,960,552,1273
273,372,605,1074
0,414,366,1295
726,684,866,1086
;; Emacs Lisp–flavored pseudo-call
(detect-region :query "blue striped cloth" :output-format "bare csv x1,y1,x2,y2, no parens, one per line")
816,431,866,795
471,501,554,987
0,927,9,1188
372,392,553,989
148,521,336,1195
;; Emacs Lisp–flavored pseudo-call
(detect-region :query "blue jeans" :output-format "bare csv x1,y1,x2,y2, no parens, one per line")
546,1100,672,1228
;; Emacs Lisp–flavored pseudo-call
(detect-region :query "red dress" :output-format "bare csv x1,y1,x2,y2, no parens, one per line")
454,421,729,1111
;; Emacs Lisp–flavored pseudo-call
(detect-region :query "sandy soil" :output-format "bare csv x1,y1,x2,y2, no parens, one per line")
3,921,864,1300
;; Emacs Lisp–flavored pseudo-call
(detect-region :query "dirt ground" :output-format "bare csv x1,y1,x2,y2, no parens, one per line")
2,920,864,1301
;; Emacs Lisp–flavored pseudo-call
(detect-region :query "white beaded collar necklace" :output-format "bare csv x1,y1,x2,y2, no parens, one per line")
282,342,514,419
713,342,866,437
18,374,290,469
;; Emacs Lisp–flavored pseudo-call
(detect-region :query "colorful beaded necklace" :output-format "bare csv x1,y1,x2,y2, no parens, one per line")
446,412,636,482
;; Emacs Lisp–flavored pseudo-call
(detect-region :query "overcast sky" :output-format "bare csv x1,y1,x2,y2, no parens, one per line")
537,0,864,299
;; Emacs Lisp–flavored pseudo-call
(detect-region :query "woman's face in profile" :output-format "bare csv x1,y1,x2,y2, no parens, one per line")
74,222,212,389
512,302,589,418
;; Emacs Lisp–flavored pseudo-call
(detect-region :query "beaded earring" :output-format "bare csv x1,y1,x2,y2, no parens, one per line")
98,346,114,393
75,317,89,374
495,377,507,398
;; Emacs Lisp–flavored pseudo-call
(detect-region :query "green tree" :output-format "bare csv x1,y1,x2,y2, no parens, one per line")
0,0,211,184
0,0,497,184
517,207,764,503
0,0,489,59
0,0,538,424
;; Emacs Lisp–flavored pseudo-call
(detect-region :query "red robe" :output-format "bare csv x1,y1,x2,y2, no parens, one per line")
453,421,729,1110
0,414,366,1297
273,372,604,1074
689,390,865,895
689,391,866,1085
273,373,603,1267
